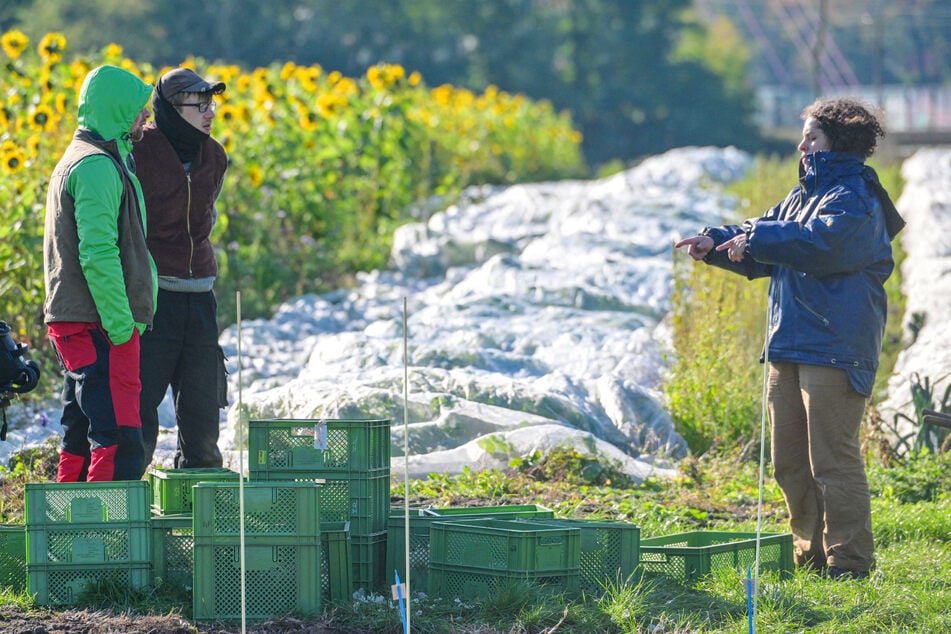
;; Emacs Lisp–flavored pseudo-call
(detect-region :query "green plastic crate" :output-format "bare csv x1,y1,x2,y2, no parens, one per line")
639,531,794,584
320,521,352,604
422,504,555,519
251,469,390,535
249,418,391,474
428,562,580,599
429,518,580,574
148,467,240,515
351,531,387,594
387,505,555,594
192,541,321,622
0,524,26,592
150,513,193,588
192,482,320,543
27,520,151,565
28,562,151,605
516,518,640,592
25,481,150,525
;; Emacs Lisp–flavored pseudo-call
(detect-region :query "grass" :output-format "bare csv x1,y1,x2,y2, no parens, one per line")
0,439,948,632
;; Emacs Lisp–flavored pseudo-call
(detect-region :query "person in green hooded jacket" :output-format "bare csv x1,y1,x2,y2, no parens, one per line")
43,65,156,482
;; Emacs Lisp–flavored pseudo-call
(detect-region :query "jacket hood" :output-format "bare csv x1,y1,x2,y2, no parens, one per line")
77,65,153,153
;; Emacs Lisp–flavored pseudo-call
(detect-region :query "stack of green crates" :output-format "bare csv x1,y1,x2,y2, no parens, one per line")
248,418,391,595
147,466,240,589
191,481,322,622
427,518,582,597
387,504,555,593
639,530,794,583
24,481,151,605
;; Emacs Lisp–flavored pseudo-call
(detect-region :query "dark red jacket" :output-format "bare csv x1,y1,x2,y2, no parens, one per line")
133,124,228,278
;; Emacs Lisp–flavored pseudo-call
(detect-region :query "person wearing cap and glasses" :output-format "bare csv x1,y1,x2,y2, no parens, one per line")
133,68,229,470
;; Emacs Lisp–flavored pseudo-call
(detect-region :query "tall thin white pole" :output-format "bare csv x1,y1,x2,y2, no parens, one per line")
236,290,247,634
402,296,411,634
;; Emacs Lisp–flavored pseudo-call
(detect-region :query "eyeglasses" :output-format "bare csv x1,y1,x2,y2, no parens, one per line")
178,101,217,113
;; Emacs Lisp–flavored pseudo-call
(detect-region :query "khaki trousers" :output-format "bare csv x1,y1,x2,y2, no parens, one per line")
767,362,875,572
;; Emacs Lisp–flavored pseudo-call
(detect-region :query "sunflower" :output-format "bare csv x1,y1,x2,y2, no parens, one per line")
333,77,358,97
247,164,264,188
119,58,140,76
384,64,405,84
297,108,319,132
26,134,42,157
280,62,296,82
408,71,423,87
1,30,29,60
316,93,346,119
103,43,123,58
67,60,90,89
28,104,56,132
216,104,240,126
367,66,386,90
219,132,233,153
38,32,67,62
1,144,27,175
295,65,322,92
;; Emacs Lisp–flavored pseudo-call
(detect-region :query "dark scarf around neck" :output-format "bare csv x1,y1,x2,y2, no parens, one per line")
153,95,209,163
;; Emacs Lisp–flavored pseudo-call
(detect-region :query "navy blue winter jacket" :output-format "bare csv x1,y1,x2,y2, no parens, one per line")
699,151,898,397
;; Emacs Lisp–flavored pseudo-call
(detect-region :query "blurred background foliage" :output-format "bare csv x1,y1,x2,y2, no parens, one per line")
5,1,949,168
4,0,762,167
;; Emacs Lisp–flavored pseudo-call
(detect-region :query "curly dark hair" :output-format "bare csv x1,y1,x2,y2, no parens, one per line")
801,98,885,157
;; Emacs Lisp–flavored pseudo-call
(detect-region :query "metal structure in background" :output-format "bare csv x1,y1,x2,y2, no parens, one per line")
696,0,951,135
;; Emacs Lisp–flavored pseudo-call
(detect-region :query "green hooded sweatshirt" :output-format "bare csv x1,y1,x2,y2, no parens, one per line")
43,65,156,345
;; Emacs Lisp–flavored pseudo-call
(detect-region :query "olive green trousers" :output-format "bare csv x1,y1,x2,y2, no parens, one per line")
767,362,875,573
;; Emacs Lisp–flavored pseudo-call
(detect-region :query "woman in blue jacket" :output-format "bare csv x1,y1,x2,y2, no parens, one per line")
676,98,904,580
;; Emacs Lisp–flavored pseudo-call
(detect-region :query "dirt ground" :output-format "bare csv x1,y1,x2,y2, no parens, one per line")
0,606,363,633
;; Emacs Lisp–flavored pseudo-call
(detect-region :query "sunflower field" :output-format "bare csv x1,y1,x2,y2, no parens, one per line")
1,30,585,381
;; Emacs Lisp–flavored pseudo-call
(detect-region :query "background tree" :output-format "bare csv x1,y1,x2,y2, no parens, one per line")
8,0,760,168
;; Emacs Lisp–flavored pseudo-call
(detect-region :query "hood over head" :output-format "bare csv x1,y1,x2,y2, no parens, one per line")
77,65,153,154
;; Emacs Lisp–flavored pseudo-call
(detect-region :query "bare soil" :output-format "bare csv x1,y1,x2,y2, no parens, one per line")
0,605,363,633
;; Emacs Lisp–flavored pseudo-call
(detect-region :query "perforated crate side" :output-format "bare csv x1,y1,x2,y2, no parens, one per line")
192,482,320,542
320,521,351,604
515,518,640,591
28,562,151,606
0,524,26,592
25,481,150,525
249,418,391,473
148,467,240,515
428,562,580,598
351,531,386,594
387,505,556,593
150,514,193,588
192,542,321,622
251,470,390,535
429,519,580,573
386,510,434,594
639,531,794,584
27,521,151,565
